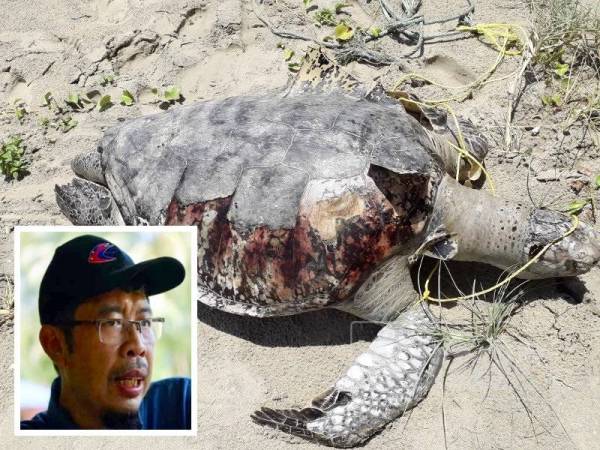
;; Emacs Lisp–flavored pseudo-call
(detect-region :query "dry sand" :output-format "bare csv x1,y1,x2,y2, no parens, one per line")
1,0,600,448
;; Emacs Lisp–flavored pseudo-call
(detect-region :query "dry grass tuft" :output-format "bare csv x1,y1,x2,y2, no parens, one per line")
528,0,600,145
418,263,572,448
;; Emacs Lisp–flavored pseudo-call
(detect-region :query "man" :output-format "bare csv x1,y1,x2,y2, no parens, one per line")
20,234,191,430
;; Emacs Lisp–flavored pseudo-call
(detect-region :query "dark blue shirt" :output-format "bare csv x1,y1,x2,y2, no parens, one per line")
20,377,191,430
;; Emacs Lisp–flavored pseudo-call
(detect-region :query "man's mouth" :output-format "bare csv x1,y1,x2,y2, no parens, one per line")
114,369,146,398
117,378,142,388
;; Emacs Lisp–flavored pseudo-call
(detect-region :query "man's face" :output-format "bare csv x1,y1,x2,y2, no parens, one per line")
59,289,154,426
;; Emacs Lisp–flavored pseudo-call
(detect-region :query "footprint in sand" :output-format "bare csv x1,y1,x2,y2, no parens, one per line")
176,47,287,101
7,77,32,105
422,54,478,87
176,5,215,41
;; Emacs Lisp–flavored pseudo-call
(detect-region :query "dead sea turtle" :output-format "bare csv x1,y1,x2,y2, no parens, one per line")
56,53,600,446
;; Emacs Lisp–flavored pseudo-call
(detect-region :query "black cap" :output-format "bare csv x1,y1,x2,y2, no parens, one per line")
39,235,185,324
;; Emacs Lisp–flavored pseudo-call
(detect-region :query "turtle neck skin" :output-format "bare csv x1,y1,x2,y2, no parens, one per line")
428,176,600,279
429,176,533,269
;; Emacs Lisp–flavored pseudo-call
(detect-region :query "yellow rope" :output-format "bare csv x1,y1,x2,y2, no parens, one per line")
420,260,441,301
392,23,526,104
456,23,524,56
447,140,496,195
392,45,506,104
388,25,525,195
390,94,496,195
421,214,580,303
402,23,544,305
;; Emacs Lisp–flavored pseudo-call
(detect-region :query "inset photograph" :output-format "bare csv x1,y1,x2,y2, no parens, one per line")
15,227,196,435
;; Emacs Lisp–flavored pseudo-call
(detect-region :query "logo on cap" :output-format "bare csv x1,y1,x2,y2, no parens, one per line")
88,242,119,264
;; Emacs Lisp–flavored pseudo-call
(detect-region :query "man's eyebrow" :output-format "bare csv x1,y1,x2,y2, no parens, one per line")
97,305,123,316
138,305,153,315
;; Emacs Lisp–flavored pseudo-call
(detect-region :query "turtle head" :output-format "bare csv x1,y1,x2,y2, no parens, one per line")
422,177,599,280
521,209,600,279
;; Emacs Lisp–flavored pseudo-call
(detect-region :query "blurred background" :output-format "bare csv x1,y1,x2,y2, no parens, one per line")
18,229,193,420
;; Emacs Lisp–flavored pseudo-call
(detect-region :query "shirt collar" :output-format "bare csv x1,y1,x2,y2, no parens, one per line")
46,377,80,429
46,377,143,429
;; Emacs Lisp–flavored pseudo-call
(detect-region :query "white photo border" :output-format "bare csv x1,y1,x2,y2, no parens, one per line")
14,225,198,437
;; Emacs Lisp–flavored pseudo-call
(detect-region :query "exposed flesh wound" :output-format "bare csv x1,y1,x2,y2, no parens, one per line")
167,174,434,309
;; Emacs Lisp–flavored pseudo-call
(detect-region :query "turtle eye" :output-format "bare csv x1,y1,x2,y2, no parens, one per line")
528,244,543,260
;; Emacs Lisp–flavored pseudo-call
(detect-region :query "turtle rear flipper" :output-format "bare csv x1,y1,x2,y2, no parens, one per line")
55,178,124,225
252,303,443,447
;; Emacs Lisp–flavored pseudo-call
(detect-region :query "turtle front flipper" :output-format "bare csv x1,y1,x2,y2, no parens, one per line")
252,303,443,447
55,178,125,225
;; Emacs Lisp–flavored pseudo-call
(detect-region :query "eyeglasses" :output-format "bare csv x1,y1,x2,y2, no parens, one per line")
59,318,165,345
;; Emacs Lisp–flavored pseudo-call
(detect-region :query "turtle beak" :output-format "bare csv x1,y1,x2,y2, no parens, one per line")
530,221,600,278
570,223,600,274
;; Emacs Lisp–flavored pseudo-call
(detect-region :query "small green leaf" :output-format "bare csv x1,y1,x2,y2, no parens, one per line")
15,106,27,122
0,136,27,180
551,94,562,105
101,74,115,86
541,94,562,107
42,92,54,108
554,62,569,78
334,2,350,14
334,22,354,41
559,78,572,91
120,90,135,106
61,116,78,133
369,26,382,37
97,95,113,112
303,0,312,8
314,8,336,26
283,48,294,61
39,117,50,128
66,93,82,109
565,199,590,214
164,86,181,102
287,62,301,72
151,87,158,95
42,91,64,113
594,174,600,189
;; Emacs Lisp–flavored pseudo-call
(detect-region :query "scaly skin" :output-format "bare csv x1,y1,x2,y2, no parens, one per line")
252,303,443,447
72,151,105,185
429,176,600,278
55,178,124,226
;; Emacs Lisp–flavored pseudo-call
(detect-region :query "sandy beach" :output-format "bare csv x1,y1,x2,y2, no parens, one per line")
1,0,599,448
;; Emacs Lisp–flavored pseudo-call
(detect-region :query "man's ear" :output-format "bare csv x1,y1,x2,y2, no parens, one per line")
39,325,69,369
414,227,459,260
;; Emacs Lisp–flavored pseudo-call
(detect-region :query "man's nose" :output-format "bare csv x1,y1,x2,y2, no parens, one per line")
121,322,147,356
